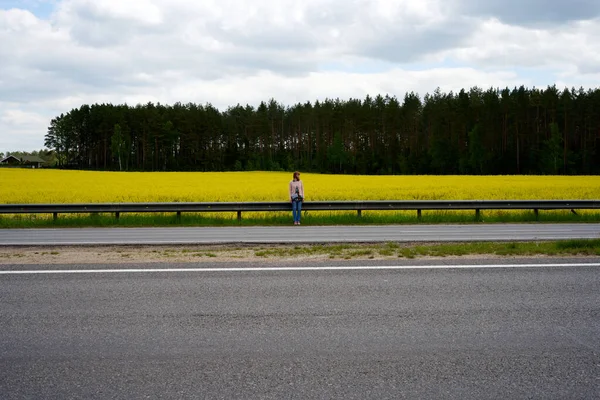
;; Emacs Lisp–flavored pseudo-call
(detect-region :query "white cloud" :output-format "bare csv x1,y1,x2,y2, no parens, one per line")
0,108,49,151
455,0,600,25
443,17,600,73
1,0,600,151
1,109,47,126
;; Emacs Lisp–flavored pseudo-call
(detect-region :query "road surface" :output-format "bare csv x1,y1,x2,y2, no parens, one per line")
1,223,600,245
1,259,599,399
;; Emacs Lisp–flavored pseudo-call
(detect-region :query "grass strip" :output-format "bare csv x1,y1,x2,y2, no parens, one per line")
2,240,599,264
251,239,600,259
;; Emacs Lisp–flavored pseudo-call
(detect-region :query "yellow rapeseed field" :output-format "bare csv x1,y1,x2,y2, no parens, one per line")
1,169,599,204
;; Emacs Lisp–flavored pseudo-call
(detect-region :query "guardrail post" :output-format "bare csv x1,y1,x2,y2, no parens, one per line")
237,211,242,221
53,212,58,221
534,209,539,220
417,209,422,221
357,209,362,218
115,212,120,220
475,209,480,221
176,211,181,222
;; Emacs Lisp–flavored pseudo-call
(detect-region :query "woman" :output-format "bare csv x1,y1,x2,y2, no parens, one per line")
289,171,304,225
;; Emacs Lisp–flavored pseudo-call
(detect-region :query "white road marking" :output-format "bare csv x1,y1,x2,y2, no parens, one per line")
1,263,599,275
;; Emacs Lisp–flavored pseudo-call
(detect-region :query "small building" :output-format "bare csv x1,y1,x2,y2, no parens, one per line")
20,155,46,168
0,155,21,165
0,155,46,168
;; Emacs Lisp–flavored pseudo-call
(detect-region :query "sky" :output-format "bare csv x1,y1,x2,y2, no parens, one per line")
1,0,600,152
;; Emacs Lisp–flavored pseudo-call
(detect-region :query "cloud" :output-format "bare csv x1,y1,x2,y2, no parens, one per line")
138,68,527,109
0,108,49,151
1,0,600,151
457,0,600,25
56,0,164,47
442,18,600,74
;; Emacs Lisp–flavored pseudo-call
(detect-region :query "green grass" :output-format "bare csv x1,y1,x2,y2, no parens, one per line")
2,209,600,228
249,240,600,259
3,240,599,262
555,239,600,250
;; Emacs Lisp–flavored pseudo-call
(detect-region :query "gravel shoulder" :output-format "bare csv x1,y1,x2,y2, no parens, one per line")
1,243,598,265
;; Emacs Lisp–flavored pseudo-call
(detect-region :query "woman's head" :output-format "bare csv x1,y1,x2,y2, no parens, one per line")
293,171,301,181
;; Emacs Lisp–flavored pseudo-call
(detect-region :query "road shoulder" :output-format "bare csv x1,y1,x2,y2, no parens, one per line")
1,242,600,267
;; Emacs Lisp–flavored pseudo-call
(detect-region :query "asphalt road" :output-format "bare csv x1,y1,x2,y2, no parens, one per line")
2,223,600,245
1,260,599,399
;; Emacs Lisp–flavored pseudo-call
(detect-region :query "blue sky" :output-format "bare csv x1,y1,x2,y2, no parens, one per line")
1,0,599,151
0,0,55,17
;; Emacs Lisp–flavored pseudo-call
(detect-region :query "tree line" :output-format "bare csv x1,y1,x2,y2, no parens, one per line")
44,85,600,175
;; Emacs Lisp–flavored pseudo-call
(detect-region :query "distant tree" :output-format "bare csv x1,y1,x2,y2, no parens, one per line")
45,114,74,167
468,124,485,174
539,123,563,174
327,132,347,173
111,123,125,171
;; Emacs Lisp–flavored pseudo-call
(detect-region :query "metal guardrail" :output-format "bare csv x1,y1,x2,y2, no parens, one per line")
0,200,599,221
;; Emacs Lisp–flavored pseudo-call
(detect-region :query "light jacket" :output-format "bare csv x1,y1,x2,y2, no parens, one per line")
289,180,304,200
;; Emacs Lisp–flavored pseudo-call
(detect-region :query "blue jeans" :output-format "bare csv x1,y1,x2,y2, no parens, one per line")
292,200,302,223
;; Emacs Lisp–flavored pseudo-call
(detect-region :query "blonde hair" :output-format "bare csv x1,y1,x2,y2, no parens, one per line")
293,171,301,181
